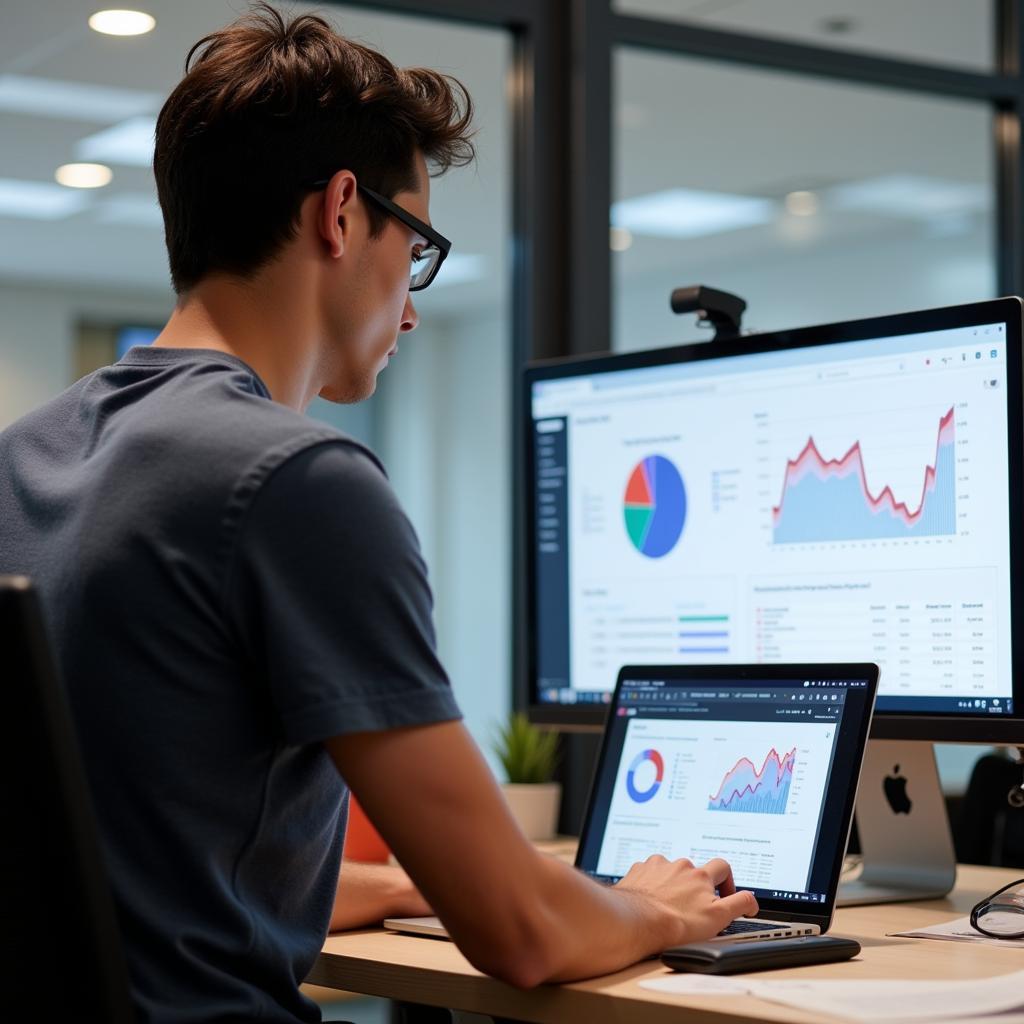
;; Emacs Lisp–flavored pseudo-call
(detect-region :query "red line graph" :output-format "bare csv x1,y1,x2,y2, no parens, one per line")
709,746,796,808
772,407,955,528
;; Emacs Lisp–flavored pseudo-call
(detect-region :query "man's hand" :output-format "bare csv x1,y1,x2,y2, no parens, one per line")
330,860,432,932
614,855,758,947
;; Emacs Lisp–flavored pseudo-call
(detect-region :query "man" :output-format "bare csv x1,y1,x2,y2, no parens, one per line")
0,6,756,1022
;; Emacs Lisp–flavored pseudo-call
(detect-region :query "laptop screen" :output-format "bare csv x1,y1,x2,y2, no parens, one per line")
575,666,876,914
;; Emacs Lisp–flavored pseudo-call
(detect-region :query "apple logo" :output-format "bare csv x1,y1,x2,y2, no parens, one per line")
883,764,912,815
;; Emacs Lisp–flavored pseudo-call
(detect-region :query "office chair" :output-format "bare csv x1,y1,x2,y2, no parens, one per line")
0,575,136,1022
955,752,1024,868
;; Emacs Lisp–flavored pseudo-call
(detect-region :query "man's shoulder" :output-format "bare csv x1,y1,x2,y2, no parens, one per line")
0,355,388,529
150,387,388,523
167,381,375,472
104,351,385,490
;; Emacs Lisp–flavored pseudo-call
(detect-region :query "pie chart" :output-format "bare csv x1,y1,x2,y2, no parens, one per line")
626,748,664,803
624,455,687,558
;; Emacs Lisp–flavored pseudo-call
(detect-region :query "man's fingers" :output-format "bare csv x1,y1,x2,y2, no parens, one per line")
714,889,759,926
701,857,737,896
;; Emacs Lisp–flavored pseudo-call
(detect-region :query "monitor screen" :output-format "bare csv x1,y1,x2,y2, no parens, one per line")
575,665,876,918
115,324,161,361
524,299,1024,740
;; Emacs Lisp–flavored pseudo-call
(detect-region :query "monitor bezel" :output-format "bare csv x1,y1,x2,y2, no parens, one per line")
522,297,1024,741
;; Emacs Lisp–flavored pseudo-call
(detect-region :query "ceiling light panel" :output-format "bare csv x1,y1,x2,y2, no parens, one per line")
55,163,112,188
76,116,156,167
0,178,90,220
612,188,778,239
88,10,156,36
827,175,989,219
0,74,159,123
785,190,820,217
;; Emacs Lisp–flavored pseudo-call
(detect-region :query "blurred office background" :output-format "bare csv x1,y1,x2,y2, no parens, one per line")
0,0,1014,834
3,1,1018,1018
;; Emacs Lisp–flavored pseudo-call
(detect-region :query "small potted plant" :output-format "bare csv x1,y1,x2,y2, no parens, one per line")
493,712,561,840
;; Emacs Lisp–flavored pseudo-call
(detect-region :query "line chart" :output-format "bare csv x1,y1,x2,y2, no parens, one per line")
772,408,955,544
708,746,796,815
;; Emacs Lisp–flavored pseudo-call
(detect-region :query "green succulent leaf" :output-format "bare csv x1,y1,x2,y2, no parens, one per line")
492,712,559,784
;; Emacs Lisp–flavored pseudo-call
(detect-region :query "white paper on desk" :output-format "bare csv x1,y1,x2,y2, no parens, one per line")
639,974,751,996
913,1017,1024,1024
744,970,1024,1022
889,915,1024,949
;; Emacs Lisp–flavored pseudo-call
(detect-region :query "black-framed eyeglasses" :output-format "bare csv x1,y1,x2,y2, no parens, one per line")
970,878,1024,939
308,179,451,291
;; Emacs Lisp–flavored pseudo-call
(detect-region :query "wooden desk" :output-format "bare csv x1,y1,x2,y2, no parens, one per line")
309,863,1022,1024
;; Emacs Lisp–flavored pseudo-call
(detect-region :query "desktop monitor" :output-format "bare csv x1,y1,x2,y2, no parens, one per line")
524,297,1024,745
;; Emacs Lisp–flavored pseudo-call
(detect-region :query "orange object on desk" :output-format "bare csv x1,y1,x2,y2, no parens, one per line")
343,794,390,863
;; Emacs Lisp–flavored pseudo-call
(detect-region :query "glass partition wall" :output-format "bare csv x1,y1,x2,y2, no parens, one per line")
613,50,996,351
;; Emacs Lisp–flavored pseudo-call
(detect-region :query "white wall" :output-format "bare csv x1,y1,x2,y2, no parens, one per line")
307,395,376,450
432,310,511,768
372,310,512,770
370,324,445,575
0,280,173,429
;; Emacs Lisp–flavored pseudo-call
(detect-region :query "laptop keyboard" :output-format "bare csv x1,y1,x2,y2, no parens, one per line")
718,918,779,936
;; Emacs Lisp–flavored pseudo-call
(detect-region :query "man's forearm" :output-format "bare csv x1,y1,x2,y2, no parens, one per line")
330,860,430,931
328,721,755,986
483,847,679,984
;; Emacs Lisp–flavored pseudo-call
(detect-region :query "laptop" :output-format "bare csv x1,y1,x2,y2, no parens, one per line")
386,663,878,945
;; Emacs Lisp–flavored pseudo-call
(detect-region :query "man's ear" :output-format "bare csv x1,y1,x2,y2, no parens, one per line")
319,170,358,259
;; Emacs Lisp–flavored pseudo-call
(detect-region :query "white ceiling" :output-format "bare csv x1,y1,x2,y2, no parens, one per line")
0,0,511,314
0,0,999,313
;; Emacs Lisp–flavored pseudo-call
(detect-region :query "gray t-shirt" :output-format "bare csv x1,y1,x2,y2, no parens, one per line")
0,347,461,1023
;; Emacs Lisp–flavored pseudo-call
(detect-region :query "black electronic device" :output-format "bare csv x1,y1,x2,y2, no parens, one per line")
574,663,878,932
661,934,861,974
669,284,747,341
523,296,1024,743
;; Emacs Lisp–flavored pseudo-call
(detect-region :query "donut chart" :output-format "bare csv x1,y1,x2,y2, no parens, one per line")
626,748,664,803
624,455,687,558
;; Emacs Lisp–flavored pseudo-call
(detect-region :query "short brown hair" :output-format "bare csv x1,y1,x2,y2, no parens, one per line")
154,3,474,293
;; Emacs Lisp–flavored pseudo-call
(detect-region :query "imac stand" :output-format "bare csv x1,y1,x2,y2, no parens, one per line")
838,739,957,906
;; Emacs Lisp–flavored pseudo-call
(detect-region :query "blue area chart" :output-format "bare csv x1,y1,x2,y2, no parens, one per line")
773,409,956,544
626,749,665,803
624,455,687,558
708,747,796,815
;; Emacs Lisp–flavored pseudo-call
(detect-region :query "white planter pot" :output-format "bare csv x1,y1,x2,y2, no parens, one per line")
501,782,562,841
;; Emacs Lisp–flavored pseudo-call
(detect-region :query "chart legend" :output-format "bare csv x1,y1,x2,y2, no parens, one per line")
772,408,956,544
708,747,796,815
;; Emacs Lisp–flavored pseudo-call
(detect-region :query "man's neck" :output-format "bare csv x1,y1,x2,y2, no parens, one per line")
154,268,320,411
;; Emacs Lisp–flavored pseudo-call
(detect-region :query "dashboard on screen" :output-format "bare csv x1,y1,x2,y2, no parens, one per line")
525,300,1023,734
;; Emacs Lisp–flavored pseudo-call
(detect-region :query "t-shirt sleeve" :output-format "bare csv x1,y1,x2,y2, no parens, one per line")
223,440,461,746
